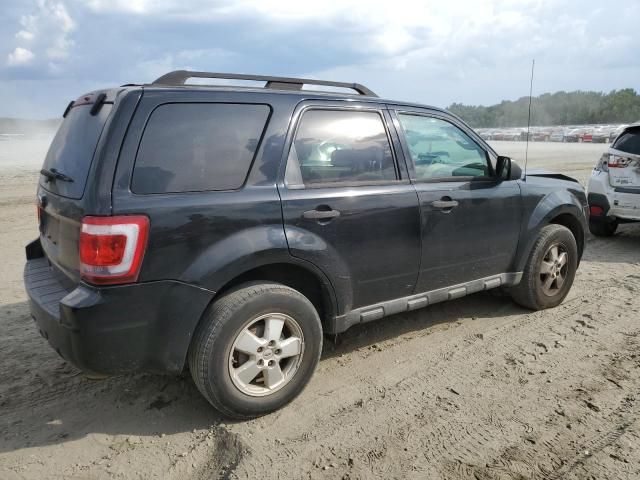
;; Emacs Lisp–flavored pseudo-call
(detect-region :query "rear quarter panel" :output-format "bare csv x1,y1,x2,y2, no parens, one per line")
111,89,302,291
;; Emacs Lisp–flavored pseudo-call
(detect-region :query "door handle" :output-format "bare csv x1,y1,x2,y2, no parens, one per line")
303,208,341,220
431,200,459,210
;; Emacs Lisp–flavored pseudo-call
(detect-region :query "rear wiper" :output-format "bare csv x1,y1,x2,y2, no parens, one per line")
40,168,74,183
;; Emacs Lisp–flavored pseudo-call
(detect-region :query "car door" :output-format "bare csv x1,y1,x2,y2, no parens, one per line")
390,108,522,293
278,103,421,312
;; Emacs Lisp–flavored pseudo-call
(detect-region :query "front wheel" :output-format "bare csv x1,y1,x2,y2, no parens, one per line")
510,224,578,310
188,283,323,419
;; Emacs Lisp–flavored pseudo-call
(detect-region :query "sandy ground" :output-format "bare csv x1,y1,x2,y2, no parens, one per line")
1,140,639,479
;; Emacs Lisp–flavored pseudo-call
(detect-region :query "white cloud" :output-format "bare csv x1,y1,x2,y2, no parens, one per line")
76,0,547,60
7,47,35,66
2,0,639,117
6,0,75,68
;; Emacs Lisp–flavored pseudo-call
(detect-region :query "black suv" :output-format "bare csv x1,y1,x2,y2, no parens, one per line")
25,71,588,418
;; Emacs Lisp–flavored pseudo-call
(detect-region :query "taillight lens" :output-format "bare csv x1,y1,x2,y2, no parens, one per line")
608,155,633,168
79,215,149,285
589,205,605,216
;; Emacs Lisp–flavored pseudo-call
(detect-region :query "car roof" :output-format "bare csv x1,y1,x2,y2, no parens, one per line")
135,83,448,114
118,70,450,115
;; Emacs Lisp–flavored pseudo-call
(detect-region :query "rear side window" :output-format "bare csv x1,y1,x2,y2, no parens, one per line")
132,103,270,194
285,109,397,188
40,103,113,199
613,128,640,155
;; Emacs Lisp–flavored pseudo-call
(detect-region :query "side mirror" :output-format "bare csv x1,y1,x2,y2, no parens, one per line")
495,156,522,180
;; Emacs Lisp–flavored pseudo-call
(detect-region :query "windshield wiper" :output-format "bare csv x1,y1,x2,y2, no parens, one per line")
40,168,74,183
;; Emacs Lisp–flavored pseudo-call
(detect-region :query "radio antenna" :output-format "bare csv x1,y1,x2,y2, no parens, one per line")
524,59,535,180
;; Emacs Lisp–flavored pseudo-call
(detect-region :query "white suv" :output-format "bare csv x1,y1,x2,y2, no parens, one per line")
587,124,640,236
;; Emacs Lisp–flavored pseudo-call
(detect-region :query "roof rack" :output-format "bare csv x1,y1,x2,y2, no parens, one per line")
151,70,378,97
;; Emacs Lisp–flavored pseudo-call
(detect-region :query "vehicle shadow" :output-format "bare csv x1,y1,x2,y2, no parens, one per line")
0,289,524,454
0,300,224,455
583,222,640,264
5,217,634,456
321,289,523,360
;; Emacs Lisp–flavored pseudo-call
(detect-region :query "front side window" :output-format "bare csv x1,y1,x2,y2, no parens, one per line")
132,103,270,194
285,109,397,187
397,114,489,180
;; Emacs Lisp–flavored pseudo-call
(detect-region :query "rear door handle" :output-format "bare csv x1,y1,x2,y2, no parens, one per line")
303,208,341,220
431,200,459,209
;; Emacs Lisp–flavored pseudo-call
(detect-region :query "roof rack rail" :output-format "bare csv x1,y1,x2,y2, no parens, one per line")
151,70,377,97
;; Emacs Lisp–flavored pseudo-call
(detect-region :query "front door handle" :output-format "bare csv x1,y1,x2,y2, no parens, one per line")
303,208,341,220
431,200,459,210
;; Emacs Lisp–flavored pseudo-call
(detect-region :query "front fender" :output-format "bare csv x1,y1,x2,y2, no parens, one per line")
515,189,587,271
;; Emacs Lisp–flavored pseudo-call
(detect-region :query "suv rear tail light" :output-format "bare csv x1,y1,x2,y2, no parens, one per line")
607,155,633,168
80,215,149,285
589,205,605,216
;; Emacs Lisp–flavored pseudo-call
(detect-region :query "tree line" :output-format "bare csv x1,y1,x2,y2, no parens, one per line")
447,88,640,128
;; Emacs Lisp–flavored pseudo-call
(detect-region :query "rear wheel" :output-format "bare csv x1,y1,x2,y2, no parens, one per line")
589,218,618,237
188,282,323,419
510,224,578,310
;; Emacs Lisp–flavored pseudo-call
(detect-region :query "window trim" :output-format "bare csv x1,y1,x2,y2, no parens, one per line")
130,101,272,195
284,105,403,190
393,110,497,184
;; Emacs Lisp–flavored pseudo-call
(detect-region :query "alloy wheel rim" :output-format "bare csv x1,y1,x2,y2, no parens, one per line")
539,243,569,296
228,313,305,397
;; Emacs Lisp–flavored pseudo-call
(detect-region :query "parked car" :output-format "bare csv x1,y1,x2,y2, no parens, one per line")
490,130,506,141
477,129,493,141
531,129,552,142
587,124,640,235
610,124,629,143
503,129,524,141
549,129,566,142
565,128,587,143
24,70,588,418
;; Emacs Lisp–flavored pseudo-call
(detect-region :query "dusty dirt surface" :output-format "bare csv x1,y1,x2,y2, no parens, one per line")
1,140,639,479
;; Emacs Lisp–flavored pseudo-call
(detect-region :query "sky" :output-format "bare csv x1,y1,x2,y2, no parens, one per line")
1,0,639,119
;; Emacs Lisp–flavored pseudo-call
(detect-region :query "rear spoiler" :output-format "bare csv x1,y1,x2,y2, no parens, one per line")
63,91,114,118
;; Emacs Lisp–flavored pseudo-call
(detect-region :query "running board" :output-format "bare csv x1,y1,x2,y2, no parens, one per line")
331,272,523,334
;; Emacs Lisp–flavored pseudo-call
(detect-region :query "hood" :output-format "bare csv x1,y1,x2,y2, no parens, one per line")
524,169,580,184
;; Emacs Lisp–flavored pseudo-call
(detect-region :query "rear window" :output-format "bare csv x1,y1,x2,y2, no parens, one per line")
613,128,640,155
132,103,270,194
40,103,112,199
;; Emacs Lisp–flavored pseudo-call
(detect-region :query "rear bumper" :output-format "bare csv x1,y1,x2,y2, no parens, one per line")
609,189,640,221
24,239,214,375
588,177,640,222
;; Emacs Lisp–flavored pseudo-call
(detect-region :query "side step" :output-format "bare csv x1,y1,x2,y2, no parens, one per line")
332,272,522,333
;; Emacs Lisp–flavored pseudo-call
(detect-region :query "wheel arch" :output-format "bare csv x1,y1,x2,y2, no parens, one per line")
516,193,587,272
548,212,585,263
182,260,338,372
213,261,338,328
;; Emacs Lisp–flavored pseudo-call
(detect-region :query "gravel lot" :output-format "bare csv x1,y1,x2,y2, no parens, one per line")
1,140,639,479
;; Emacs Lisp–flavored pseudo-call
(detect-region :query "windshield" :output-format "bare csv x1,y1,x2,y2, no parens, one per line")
40,102,112,199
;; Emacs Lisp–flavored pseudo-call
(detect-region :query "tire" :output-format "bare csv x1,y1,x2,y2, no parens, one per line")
510,224,578,311
589,218,618,237
188,282,323,419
